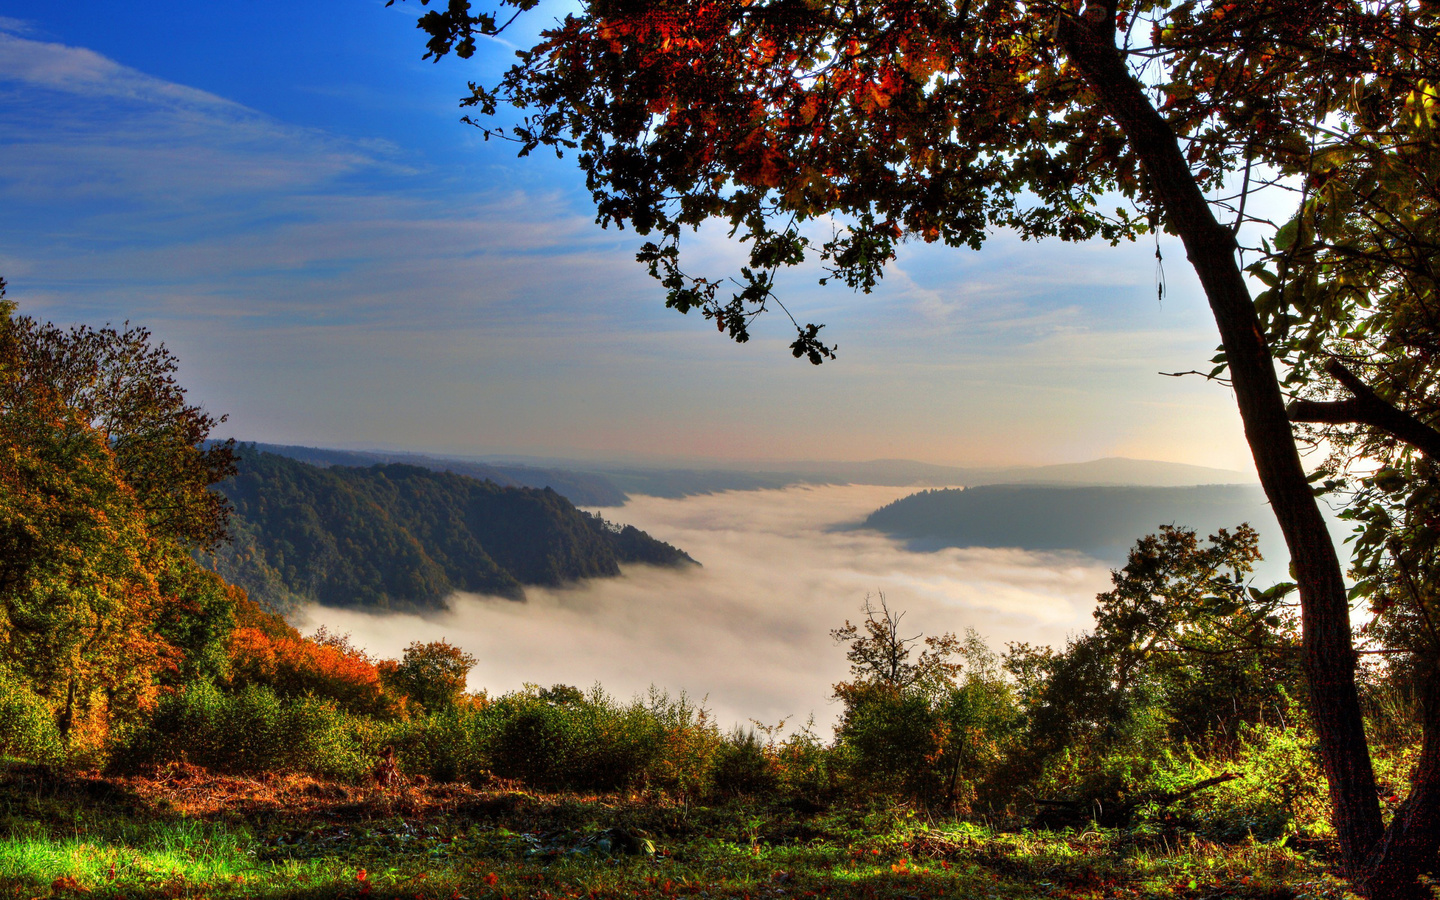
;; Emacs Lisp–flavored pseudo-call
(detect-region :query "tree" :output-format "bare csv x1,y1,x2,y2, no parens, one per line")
831,597,1017,805
379,639,478,713
8,317,235,549
1012,525,1300,755
0,279,240,752
397,0,1440,891
830,593,961,697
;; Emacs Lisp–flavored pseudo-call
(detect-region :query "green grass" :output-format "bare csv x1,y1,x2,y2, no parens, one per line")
0,762,1353,900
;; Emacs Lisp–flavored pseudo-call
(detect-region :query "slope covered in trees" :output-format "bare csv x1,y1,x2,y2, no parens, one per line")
863,484,1282,563
203,448,696,613
252,443,629,507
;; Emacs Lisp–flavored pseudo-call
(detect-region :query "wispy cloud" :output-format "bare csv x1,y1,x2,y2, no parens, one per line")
0,16,37,37
0,28,1256,469
0,33,397,210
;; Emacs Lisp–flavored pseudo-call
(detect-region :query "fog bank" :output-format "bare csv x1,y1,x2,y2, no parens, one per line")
300,484,1115,732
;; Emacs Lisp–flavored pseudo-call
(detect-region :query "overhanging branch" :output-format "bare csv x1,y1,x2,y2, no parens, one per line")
1288,360,1440,459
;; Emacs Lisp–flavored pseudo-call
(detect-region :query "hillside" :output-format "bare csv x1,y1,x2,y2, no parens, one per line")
202,449,695,613
863,483,1282,563
252,442,628,506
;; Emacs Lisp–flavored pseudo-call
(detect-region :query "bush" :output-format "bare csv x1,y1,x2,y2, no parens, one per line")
0,667,62,766
114,681,368,780
711,728,777,797
1030,703,1175,814
1181,716,1330,841
834,684,946,798
484,686,661,789
383,701,497,786
227,627,398,718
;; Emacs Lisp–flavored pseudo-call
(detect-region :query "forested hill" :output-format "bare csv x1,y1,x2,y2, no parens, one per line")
863,484,1282,563
202,449,696,613
251,443,627,506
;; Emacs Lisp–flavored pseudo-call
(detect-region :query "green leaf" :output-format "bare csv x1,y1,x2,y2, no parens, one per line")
1274,218,1300,251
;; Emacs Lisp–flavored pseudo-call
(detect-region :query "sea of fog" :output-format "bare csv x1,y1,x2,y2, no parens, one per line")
299,484,1116,733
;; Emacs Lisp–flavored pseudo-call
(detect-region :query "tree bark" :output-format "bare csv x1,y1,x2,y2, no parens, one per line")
1359,668,1440,898
1056,9,1389,886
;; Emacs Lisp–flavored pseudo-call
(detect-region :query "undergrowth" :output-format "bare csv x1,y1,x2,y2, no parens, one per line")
0,760,1350,900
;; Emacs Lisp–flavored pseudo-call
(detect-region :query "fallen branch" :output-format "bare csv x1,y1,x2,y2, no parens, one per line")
1033,772,1239,828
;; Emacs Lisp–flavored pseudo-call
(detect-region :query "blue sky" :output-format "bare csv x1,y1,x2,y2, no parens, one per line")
0,1,1259,469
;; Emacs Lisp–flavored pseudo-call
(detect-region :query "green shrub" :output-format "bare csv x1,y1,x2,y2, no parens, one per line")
711,728,777,797
1031,703,1175,812
384,704,497,786
834,683,946,798
0,667,62,766
483,686,658,789
1185,718,1329,841
113,682,368,780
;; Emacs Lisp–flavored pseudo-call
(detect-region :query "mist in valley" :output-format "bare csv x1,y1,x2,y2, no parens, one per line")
301,484,1118,733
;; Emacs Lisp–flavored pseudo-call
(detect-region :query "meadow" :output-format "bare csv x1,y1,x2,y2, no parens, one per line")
0,750,1350,900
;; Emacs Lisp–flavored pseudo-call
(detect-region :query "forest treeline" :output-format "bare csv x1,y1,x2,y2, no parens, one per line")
204,448,696,613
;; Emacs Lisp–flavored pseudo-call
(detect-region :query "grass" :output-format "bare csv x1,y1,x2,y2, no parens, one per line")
0,760,1355,900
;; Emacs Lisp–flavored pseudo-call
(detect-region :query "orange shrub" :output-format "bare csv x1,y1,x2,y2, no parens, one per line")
227,628,400,718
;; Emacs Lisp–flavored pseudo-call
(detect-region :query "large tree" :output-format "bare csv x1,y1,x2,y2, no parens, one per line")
395,0,1440,892
0,280,240,750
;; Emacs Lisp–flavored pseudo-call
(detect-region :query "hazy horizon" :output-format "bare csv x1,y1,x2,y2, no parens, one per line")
234,440,1259,475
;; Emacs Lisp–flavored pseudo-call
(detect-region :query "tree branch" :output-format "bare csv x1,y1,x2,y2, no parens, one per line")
1288,360,1440,459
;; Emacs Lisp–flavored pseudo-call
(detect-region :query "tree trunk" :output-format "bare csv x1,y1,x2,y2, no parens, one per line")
1360,671,1440,898
1056,11,1407,891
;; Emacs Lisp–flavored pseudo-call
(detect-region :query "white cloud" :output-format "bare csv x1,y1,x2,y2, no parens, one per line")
0,16,37,36
0,31,397,206
303,485,1113,732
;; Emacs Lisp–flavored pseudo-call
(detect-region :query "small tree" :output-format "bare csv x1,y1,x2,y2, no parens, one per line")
1010,526,1301,768
380,639,477,713
831,593,961,697
831,596,1016,804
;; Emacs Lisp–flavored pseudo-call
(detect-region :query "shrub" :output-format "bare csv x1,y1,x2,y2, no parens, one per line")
114,681,368,780
0,667,62,766
638,689,720,797
834,683,946,798
227,627,398,718
484,686,663,789
711,728,777,797
383,702,497,786
1183,716,1330,841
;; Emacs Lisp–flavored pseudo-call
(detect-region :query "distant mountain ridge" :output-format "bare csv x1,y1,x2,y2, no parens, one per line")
250,443,628,506
247,443,1253,502
203,449,695,613
863,483,1283,564
585,456,1251,498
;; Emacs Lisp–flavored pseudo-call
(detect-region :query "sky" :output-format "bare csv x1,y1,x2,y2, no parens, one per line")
0,1,1263,470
